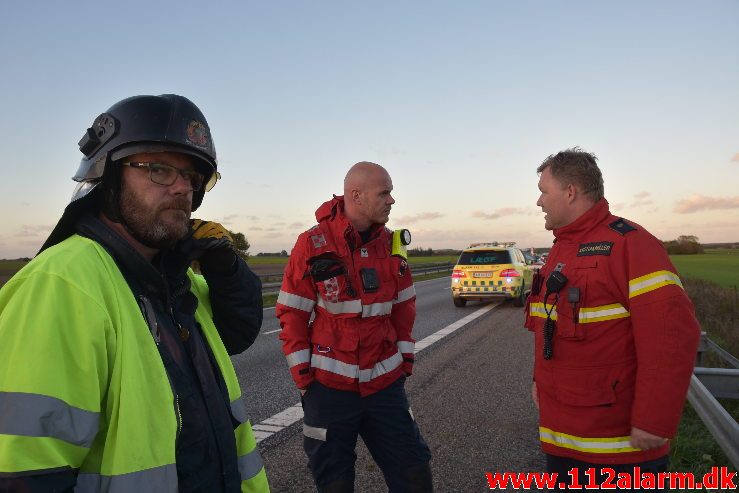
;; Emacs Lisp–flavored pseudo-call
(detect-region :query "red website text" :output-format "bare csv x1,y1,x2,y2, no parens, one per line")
485,466,737,490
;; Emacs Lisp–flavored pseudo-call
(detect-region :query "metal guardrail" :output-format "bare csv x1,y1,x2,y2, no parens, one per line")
690,332,739,469
258,262,453,295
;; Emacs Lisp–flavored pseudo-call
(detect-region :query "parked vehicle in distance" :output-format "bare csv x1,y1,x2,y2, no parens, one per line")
451,242,534,307
523,251,544,270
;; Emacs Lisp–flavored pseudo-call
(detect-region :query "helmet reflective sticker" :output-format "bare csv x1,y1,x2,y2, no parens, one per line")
186,120,210,149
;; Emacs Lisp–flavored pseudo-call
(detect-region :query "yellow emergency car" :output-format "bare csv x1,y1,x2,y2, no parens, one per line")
451,242,534,307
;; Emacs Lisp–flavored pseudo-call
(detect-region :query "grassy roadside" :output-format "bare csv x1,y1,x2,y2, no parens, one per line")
669,276,739,485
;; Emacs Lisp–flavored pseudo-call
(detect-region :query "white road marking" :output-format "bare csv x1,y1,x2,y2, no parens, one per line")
250,301,499,443
262,329,281,335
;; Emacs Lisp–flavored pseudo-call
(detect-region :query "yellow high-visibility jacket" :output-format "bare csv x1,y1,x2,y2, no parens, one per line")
0,235,269,492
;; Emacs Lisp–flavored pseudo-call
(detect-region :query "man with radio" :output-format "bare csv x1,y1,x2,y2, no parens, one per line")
525,148,700,488
276,162,432,492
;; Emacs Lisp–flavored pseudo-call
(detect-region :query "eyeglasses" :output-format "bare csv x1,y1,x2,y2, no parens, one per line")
121,162,208,191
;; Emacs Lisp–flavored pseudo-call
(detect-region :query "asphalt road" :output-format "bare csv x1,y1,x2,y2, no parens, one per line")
232,276,545,492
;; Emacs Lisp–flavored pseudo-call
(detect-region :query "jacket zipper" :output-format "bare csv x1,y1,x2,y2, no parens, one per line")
174,392,182,442
166,304,185,444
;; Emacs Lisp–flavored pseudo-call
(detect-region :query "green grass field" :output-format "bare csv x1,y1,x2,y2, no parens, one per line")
670,250,739,288
247,256,291,265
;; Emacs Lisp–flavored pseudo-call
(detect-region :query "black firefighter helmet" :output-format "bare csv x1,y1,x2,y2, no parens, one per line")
38,94,220,254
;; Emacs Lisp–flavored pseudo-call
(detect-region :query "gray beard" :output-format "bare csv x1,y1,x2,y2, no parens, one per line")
118,185,191,250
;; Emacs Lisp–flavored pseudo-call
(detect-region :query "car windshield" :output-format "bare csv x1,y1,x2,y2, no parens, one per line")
457,250,512,265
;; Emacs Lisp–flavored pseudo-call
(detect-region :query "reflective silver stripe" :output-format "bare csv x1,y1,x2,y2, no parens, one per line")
394,285,416,304
0,391,100,448
303,423,328,441
230,397,248,424
397,341,415,354
277,290,316,312
317,297,362,315
238,447,265,481
362,301,393,318
311,352,403,382
359,351,403,383
311,353,359,379
75,464,178,493
286,349,311,368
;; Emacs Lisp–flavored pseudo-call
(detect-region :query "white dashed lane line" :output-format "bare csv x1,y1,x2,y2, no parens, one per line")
249,301,499,443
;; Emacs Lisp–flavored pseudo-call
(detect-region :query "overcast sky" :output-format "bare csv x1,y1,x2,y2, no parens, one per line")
1,1,737,258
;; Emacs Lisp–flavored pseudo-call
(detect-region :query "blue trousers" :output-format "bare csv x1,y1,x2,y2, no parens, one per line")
546,454,669,492
301,376,432,492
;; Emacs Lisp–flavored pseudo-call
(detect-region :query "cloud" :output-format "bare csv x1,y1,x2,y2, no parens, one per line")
288,222,304,229
17,224,52,238
674,194,739,213
395,212,444,224
630,199,654,208
471,208,527,220
626,191,655,208
731,153,739,163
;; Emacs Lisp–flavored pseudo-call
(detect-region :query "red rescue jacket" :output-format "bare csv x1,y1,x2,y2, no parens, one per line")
525,199,700,464
276,196,416,396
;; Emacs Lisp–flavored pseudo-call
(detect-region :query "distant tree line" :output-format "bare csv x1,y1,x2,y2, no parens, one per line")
663,235,704,255
255,250,288,257
407,247,462,257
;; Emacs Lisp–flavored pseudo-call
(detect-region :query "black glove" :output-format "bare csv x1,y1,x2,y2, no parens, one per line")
185,219,237,274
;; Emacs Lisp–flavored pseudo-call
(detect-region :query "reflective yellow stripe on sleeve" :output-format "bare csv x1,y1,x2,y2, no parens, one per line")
539,426,640,453
530,303,629,323
578,303,630,323
629,270,683,298
529,302,557,320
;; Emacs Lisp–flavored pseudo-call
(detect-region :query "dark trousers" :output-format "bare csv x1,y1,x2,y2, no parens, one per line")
546,454,669,492
301,377,432,492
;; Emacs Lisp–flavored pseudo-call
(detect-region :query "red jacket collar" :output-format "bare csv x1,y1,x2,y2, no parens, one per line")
314,196,386,249
553,198,613,241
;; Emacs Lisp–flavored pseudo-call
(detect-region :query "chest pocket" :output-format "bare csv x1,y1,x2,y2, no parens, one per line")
555,258,598,341
309,255,352,303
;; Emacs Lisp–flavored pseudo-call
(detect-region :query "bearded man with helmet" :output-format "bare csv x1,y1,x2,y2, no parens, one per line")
0,95,269,492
